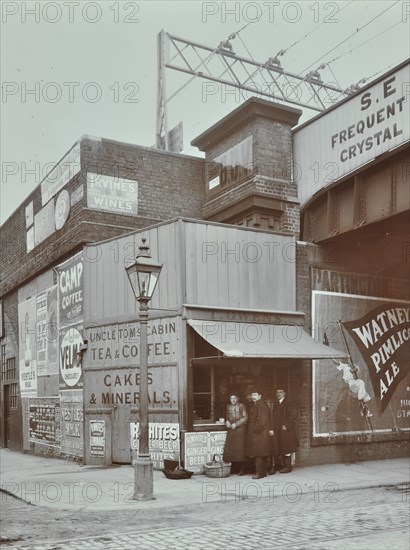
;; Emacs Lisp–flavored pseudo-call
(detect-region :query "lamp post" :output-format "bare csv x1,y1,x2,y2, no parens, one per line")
126,237,162,501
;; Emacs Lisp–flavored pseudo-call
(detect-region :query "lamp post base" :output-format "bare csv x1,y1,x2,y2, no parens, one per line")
133,454,155,501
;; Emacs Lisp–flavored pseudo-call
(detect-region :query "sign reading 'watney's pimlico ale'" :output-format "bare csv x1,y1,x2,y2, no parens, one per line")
343,303,410,412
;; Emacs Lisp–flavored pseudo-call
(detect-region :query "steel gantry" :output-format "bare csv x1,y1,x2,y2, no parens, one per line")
156,29,352,150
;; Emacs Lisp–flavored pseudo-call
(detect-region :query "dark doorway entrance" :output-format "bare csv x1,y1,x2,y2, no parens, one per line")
3,384,11,448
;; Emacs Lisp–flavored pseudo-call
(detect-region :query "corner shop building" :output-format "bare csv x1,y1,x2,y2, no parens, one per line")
1,61,409,468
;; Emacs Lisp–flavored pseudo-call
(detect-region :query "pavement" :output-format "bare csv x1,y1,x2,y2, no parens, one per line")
1,448,409,512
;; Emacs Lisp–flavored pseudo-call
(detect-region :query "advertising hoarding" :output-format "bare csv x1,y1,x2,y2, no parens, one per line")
294,62,410,207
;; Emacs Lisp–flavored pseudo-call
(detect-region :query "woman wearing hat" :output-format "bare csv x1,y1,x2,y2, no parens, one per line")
223,394,248,475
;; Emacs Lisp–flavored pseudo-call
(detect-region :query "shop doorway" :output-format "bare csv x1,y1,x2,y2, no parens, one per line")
192,360,295,426
3,384,11,448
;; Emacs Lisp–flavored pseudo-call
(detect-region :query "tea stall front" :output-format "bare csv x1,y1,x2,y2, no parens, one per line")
81,218,343,467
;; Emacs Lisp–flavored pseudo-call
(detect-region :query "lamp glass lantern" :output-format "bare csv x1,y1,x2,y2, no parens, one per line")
126,239,162,302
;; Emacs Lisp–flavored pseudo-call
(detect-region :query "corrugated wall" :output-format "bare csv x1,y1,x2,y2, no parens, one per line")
183,221,296,311
83,220,183,323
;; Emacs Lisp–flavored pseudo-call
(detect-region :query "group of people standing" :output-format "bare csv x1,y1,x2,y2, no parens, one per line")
222,389,298,479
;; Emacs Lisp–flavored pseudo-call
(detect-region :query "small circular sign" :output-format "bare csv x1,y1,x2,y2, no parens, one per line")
60,327,83,387
55,189,70,230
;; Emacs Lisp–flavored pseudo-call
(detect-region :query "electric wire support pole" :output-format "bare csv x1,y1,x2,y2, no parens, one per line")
155,30,351,150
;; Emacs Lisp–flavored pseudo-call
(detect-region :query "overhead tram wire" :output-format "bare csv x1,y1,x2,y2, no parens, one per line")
310,19,404,91
298,0,401,76
273,1,353,59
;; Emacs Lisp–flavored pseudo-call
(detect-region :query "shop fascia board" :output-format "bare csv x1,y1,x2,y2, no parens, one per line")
182,304,305,324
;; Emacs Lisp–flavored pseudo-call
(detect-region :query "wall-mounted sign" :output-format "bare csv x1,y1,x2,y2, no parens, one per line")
87,173,138,216
59,325,83,390
90,420,105,457
41,142,81,206
29,397,61,447
130,422,180,469
60,390,84,457
34,200,55,246
57,253,84,327
343,303,410,413
26,227,35,253
18,297,38,397
25,201,33,228
294,62,410,207
312,291,410,437
85,318,178,368
36,292,47,375
55,189,70,230
84,364,178,410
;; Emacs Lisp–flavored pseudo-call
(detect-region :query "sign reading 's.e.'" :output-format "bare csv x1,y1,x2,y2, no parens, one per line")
294,62,410,207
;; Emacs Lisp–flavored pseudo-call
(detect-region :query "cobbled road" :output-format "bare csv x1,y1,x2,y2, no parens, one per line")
1,485,409,549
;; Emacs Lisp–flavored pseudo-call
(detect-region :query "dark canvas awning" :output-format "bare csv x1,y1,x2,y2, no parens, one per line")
188,320,345,360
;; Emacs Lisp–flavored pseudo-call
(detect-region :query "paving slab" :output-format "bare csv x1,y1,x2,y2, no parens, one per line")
1,448,409,511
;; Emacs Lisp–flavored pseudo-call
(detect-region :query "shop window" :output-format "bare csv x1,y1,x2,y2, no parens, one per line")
6,357,16,381
193,367,233,424
193,367,214,424
1,344,6,381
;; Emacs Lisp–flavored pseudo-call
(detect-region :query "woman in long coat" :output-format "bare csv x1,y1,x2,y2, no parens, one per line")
223,394,248,475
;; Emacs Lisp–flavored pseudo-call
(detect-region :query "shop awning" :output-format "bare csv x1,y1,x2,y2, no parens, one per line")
187,320,346,360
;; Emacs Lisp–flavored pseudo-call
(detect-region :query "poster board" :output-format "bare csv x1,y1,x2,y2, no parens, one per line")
184,431,227,473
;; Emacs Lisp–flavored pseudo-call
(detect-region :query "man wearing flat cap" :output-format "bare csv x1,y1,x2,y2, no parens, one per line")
245,390,272,479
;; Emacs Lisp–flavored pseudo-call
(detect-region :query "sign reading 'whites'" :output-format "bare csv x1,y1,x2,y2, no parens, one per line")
342,303,410,412
130,422,180,469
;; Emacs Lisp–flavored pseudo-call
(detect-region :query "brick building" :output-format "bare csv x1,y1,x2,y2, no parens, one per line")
1,60,409,468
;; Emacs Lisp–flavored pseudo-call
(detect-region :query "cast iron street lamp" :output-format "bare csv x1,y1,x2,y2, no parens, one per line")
126,237,162,500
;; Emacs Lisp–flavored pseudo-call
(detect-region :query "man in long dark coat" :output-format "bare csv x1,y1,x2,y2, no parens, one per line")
245,390,272,479
270,388,298,474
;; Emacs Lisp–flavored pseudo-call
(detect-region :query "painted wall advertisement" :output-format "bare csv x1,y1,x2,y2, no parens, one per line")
184,432,227,473
36,286,58,377
60,390,84,456
57,253,84,327
312,291,410,437
18,297,38,397
58,252,84,391
294,62,410,207
130,422,180,469
85,317,179,367
87,173,138,216
90,420,105,457
41,142,81,206
59,325,84,390
84,317,180,409
29,398,61,447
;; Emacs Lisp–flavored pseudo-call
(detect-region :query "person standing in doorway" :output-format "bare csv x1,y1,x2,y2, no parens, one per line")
223,394,248,475
245,390,272,479
270,388,298,474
